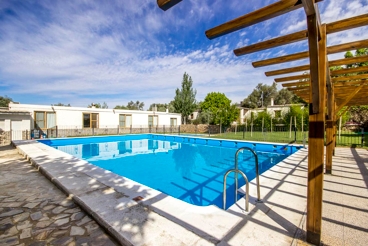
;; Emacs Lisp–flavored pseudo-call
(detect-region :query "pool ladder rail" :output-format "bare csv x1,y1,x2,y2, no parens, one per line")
223,147,262,212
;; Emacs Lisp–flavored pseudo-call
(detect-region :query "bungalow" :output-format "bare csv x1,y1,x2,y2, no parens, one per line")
239,98,304,124
1,103,181,140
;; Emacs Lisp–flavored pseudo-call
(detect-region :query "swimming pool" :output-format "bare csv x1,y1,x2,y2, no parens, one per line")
39,134,301,209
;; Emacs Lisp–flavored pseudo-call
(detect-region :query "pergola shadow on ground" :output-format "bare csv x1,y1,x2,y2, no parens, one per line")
158,0,368,244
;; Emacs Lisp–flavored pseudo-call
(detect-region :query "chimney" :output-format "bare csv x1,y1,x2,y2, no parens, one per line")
271,97,274,106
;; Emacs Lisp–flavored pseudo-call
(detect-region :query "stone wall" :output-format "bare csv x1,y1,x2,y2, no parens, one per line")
180,124,220,134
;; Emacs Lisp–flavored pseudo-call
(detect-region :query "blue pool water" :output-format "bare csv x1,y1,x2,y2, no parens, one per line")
39,134,301,208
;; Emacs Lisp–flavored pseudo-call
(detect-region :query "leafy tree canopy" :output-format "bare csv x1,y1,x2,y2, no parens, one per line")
0,95,13,107
114,105,128,109
127,100,144,110
53,103,71,107
241,83,278,108
148,103,170,112
87,102,108,109
274,88,305,105
114,101,145,110
349,106,368,128
200,92,239,126
172,72,197,124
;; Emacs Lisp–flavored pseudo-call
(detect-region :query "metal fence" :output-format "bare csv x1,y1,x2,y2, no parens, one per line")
335,129,367,148
215,125,307,144
1,125,366,148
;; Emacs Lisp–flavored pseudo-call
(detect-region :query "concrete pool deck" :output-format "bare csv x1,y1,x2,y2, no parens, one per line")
3,140,368,245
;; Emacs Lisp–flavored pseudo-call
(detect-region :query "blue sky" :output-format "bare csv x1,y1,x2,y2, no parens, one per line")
0,0,367,109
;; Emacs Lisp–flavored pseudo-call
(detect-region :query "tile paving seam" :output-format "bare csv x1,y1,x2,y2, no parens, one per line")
14,146,130,246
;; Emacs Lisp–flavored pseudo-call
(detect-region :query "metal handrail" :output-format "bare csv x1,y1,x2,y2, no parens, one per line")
234,147,261,202
223,169,249,211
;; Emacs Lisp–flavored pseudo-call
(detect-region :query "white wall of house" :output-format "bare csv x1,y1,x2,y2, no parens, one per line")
239,104,304,124
0,112,32,132
8,103,181,129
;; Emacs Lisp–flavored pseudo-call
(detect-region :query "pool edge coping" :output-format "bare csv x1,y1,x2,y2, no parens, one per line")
12,138,309,245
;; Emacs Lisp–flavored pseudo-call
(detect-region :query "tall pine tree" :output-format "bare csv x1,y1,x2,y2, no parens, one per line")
173,72,197,124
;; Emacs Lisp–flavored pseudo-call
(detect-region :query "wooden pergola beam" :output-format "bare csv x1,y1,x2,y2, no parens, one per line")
326,13,368,34
282,81,310,87
329,55,368,67
332,74,368,82
253,39,368,68
235,13,368,56
287,86,310,91
334,80,367,87
275,74,310,83
265,55,368,77
157,0,182,11
234,30,308,56
266,65,310,77
336,106,351,119
205,0,305,40
330,65,368,76
336,84,365,112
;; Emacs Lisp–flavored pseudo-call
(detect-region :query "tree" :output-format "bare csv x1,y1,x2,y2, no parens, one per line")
172,72,197,124
0,96,13,107
200,92,239,126
283,105,309,130
87,102,107,108
127,100,144,110
253,110,272,128
114,105,128,109
88,103,101,108
274,89,294,105
148,103,169,112
101,102,108,109
349,106,368,128
241,83,278,108
53,103,71,107
274,88,305,105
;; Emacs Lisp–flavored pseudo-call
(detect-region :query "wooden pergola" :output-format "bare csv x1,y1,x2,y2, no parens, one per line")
157,0,368,244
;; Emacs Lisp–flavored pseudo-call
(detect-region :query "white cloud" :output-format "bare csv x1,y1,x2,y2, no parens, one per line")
0,0,366,109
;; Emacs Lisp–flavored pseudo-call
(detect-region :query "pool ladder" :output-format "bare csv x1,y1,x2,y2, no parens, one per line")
223,147,262,212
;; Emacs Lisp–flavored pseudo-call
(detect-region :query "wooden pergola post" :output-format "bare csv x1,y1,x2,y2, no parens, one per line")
157,2,368,245
326,80,335,174
306,12,326,242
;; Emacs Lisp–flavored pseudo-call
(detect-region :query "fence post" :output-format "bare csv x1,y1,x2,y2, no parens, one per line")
179,125,180,135
163,125,165,134
361,128,364,147
208,124,210,137
294,126,297,142
243,125,245,139
130,125,132,134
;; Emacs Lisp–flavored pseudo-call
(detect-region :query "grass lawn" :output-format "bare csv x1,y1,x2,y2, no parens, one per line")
204,130,368,148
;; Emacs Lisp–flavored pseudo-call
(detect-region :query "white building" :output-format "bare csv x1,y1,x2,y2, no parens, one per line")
1,103,181,140
239,98,304,124
0,107,32,140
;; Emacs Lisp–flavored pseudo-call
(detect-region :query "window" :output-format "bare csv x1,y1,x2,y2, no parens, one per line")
274,110,282,118
148,115,158,127
119,114,132,128
170,118,177,126
83,113,99,128
35,111,56,129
